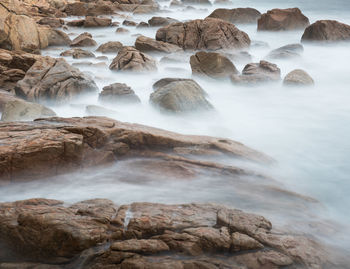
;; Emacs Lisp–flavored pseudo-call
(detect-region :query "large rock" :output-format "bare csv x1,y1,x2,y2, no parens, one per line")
301,20,350,42
156,18,250,51
109,46,157,72
46,29,72,46
266,43,303,59
15,57,98,104
148,16,179,26
70,32,97,47
207,8,261,24
258,8,310,31
37,17,64,28
96,41,123,53
99,83,141,104
190,51,238,79
60,48,95,59
135,35,182,53
283,69,314,86
84,16,112,27
150,79,213,112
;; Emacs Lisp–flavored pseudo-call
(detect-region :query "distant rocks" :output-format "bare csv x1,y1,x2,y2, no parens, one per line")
37,17,64,28
283,69,314,86
135,35,183,53
84,16,112,27
258,8,309,31
122,19,138,26
182,0,211,5
301,20,350,42
99,83,141,104
60,48,95,59
267,43,304,59
207,8,261,24
70,32,97,47
96,41,123,53
148,16,179,27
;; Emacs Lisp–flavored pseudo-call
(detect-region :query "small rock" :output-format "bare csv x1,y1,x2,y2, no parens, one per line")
148,16,179,27
283,69,314,86
96,41,123,53
70,32,97,47
122,20,137,26
207,8,261,24
267,43,304,59
99,83,141,104
116,27,130,34
135,35,183,53
84,16,112,27
66,19,85,27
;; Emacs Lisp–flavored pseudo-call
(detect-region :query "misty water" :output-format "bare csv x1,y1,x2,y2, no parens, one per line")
1,0,350,254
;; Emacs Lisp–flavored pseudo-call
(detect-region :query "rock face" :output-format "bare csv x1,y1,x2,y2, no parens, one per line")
109,46,157,72
156,18,251,51
0,198,339,268
96,41,123,53
150,79,213,112
190,51,238,79
283,69,314,86
70,32,97,47
148,16,179,26
135,35,183,53
258,8,310,31
84,16,112,27
15,57,98,104
99,83,141,104
266,43,303,59
301,20,350,42
207,8,261,24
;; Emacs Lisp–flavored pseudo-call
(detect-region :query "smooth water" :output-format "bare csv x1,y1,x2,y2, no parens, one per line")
1,0,350,252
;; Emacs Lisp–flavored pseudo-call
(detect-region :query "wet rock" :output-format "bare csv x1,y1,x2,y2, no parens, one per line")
63,2,88,16
152,77,193,90
1,100,56,121
301,20,350,42
267,43,303,59
115,27,130,34
156,18,250,51
66,19,85,27
190,51,238,79
60,48,95,59
37,17,64,28
133,4,159,14
122,19,137,26
84,16,112,27
148,16,179,27
46,29,72,46
99,83,141,104
135,35,183,53
150,79,213,112
258,8,310,31
109,46,157,72
207,8,261,24
70,32,97,47
96,41,123,53
137,21,149,28
15,57,98,104
283,69,314,86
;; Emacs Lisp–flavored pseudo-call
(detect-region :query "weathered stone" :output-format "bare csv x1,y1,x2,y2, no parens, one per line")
115,27,130,34
148,16,179,27
283,69,314,86
37,17,64,28
122,19,137,26
96,41,123,53
47,29,71,46
70,32,97,47
207,8,261,24
67,19,85,27
84,16,112,27
60,48,95,59
135,35,182,53
266,43,303,59
111,239,169,253
301,20,350,42
99,83,141,104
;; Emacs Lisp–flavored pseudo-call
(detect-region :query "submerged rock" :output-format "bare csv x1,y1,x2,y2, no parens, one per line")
301,20,350,42
207,8,261,24
283,69,314,86
266,43,304,59
99,83,141,104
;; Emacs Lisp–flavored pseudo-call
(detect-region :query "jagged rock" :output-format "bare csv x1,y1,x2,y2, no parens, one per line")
37,17,64,28
99,83,141,104
96,41,123,53
283,69,314,86
156,18,250,51
301,20,350,42
266,43,303,59
207,8,261,24
84,16,112,27
60,48,95,59
148,16,179,26
258,8,310,31
135,35,182,53
70,32,97,47
190,51,238,79
109,46,157,72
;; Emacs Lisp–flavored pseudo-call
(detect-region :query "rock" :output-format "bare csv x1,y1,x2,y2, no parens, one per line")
66,19,85,27
60,48,95,59
301,20,350,42
70,32,97,47
207,8,261,24
109,46,157,72
1,100,56,121
84,16,112,27
0,90,23,112
96,41,123,53
122,19,137,26
115,27,130,34
99,83,141,104
181,0,211,5
266,43,303,59
15,57,98,104
137,21,149,28
46,29,72,46
63,2,88,16
283,69,314,86
258,8,310,31
152,77,193,90
133,4,159,14
135,35,183,53
148,16,179,27
37,17,64,28
150,79,213,112
85,105,118,117
190,51,238,79
170,0,183,7
156,18,250,51
111,239,169,253
231,60,281,84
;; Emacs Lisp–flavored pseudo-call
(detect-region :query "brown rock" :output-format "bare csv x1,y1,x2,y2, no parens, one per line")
182,0,211,5
70,32,97,47
135,35,183,53
47,29,72,46
301,20,350,42
137,21,149,28
266,43,303,59
111,239,169,253
37,17,64,28
258,8,310,31
122,19,137,26
207,8,261,24
96,41,123,53
66,19,85,27
283,69,314,86
115,27,130,34
99,83,141,104
84,16,112,27
63,2,88,16
60,48,95,59
148,16,179,27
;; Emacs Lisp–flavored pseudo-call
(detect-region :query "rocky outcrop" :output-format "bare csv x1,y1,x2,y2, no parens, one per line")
135,35,183,53
190,51,238,79
96,41,123,53
156,18,250,51
283,69,314,86
258,8,310,31
84,16,112,27
109,46,157,72
148,16,179,26
99,83,141,104
301,20,350,42
266,43,303,59
207,8,261,24
70,32,97,47
150,79,213,112
0,198,340,268
15,57,98,104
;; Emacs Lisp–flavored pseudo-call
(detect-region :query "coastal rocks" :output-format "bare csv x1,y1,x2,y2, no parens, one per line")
231,60,281,84
301,20,350,42
156,18,251,51
60,48,95,59
37,17,64,28
84,16,112,27
109,46,157,72
266,43,304,59
148,16,179,26
46,29,72,46
96,41,123,53
283,69,314,86
70,32,97,47
190,51,238,79
150,79,213,112
135,35,183,53
207,8,261,24
67,19,85,27
99,83,141,104
182,0,211,5
258,8,310,31
15,57,98,103
122,19,138,26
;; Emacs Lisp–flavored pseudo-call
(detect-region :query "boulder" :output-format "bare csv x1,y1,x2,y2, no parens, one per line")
135,35,183,53
37,17,64,28
46,29,72,46
133,4,159,14
122,19,137,26
15,57,98,104
84,16,112,27
152,77,193,90
190,51,238,79
96,41,123,53
60,48,95,59
207,8,261,24
283,69,314,86
137,21,149,28
115,27,130,34
70,32,97,47
109,46,157,72
150,79,213,112
148,16,179,27
63,2,88,16
301,20,350,42
99,83,141,104
156,18,250,51
66,19,85,27
258,8,309,31
266,43,303,59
